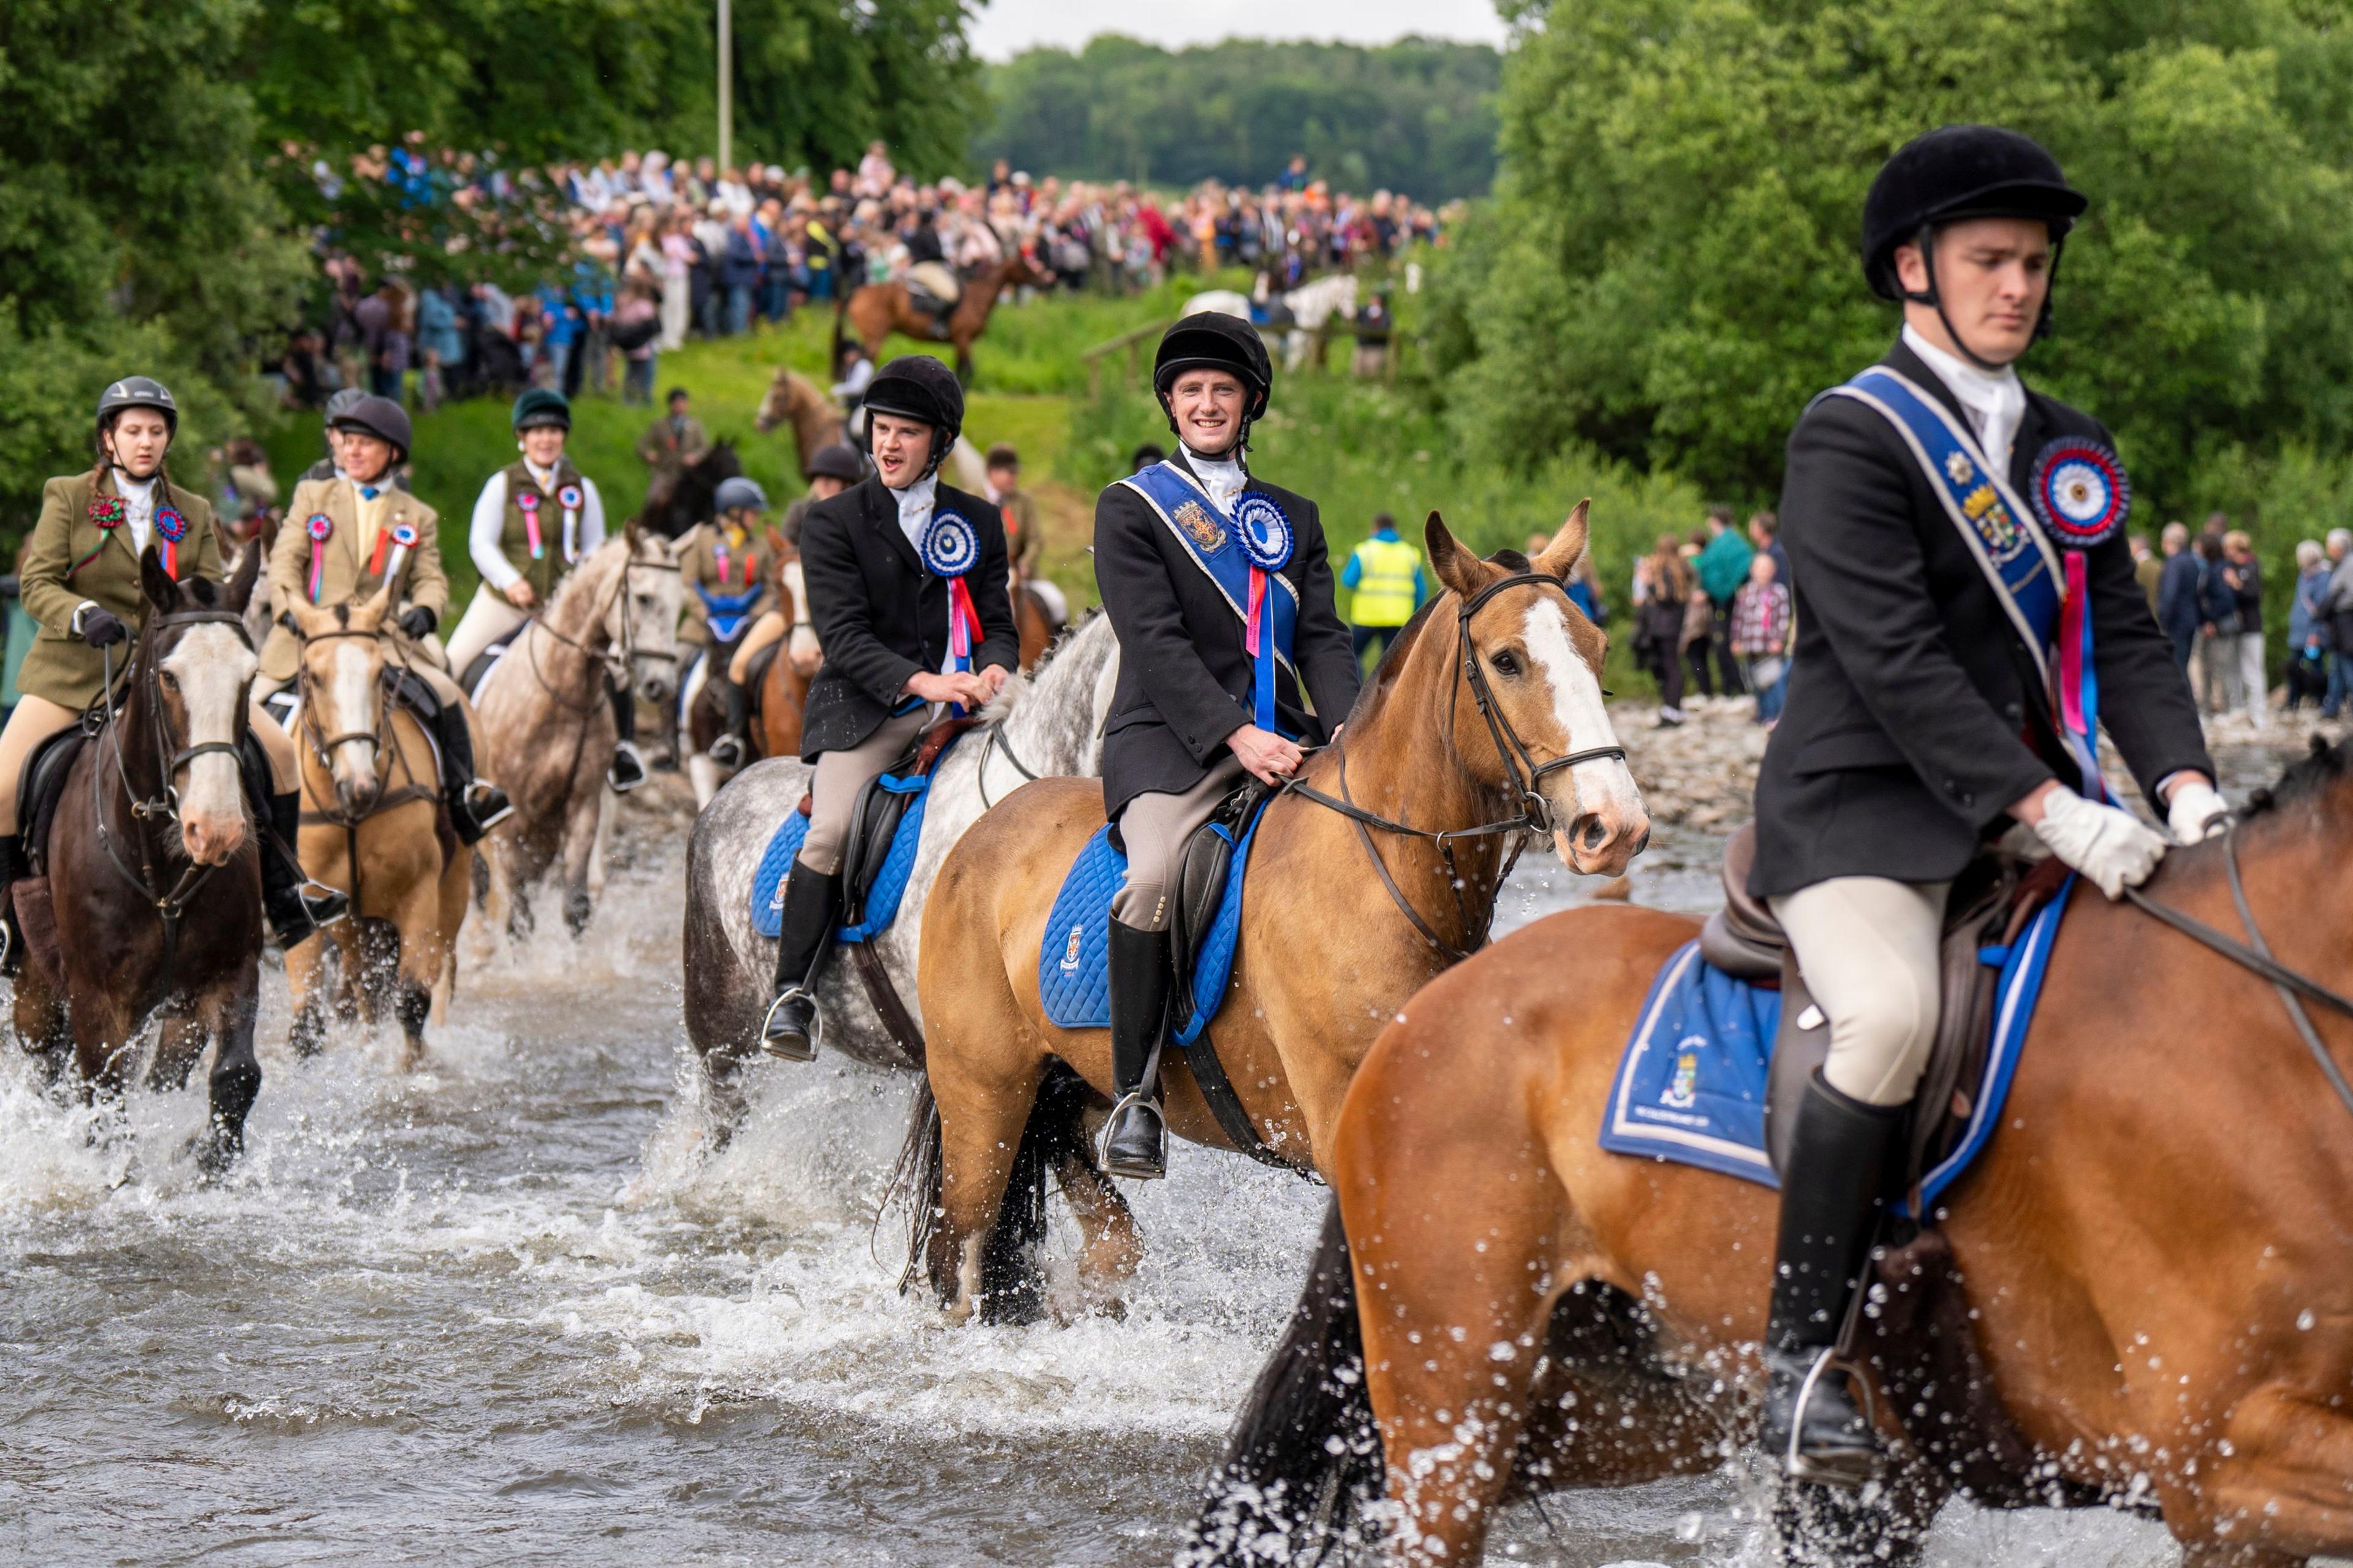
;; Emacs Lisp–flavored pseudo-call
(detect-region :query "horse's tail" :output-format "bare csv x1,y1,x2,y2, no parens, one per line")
886,1060,1089,1325
1179,1200,1384,1566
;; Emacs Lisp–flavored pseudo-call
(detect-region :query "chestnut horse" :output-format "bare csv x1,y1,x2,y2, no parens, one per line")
752,368,844,479
911,512,1650,1321
15,547,267,1174
1194,741,2353,1567
282,582,473,1070
683,541,816,806
834,250,1056,383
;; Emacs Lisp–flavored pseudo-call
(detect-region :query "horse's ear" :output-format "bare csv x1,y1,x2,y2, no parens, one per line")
1535,500,1591,580
225,531,263,615
139,543,178,615
358,573,395,627
1425,512,1496,601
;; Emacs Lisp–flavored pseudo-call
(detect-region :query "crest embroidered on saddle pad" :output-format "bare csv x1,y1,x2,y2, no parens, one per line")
1173,499,1226,554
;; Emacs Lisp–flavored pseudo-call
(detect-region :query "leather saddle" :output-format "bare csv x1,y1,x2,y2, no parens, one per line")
1702,822,2061,1197
817,717,982,930
18,725,88,877
1169,779,1271,1023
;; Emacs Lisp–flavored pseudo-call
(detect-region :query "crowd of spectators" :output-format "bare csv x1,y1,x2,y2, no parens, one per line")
270,135,1447,415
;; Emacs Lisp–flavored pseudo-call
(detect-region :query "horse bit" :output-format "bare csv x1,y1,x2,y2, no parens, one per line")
1281,572,1626,961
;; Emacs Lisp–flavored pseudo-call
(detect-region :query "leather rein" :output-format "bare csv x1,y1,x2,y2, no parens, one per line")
2126,814,2353,1123
90,608,257,997
520,553,680,718
1280,572,1626,961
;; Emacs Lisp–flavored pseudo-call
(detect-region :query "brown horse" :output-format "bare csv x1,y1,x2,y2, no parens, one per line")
910,511,1650,1322
282,582,472,1070
835,249,1057,383
752,367,844,479
1014,581,1061,671
683,542,816,806
14,547,268,1173
1193,744,2353,1566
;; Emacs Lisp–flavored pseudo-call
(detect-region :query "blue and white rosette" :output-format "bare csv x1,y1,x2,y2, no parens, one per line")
1231,493,1294,730
922,509,984,712
2029,436,2132,798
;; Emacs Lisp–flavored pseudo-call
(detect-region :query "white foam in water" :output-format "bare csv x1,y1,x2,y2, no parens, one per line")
0,808,2245,1564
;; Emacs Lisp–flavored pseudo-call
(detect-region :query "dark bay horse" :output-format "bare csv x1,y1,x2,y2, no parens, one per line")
637,443,741,542
15,547,267,1173
1194,740,2353,1566
910,512,1649,1322
835,250,1057,383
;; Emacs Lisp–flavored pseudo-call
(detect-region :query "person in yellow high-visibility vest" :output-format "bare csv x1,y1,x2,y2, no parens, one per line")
1339,512,1429,667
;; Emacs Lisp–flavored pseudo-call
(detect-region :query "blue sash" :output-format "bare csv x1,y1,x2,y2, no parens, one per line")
1117,462,1300,727
1822,368,2099,792
694,582,765,645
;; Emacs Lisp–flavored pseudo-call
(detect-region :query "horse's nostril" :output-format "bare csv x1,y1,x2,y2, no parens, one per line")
1580,816,1607,851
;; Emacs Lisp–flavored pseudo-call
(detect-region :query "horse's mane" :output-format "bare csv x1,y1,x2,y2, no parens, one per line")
2241,733,2353,818
543,532,632,626
978,605,1107,724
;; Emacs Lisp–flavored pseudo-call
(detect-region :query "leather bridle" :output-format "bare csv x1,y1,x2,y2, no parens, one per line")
1282,572,1627,960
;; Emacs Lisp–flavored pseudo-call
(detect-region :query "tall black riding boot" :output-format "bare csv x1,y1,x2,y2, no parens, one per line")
0,833,24,979
607,673,648,793
1761,1070,1908,1486
760,860,843,1060
433,703,511,845
709,676,749,768
1102,917,1174,1180
260,791,348,949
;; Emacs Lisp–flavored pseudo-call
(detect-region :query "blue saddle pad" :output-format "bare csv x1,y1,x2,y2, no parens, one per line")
1039,802,1267,1044
1598,879,2074,1213
749,771,934,944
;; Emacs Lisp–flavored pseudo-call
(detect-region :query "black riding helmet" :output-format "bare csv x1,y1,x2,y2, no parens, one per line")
94,376,180,458
862,355,963,481
512,387,572,433
1861,124,2087,366
807,442,866,483
1151,311,1273,452
332,393,414,464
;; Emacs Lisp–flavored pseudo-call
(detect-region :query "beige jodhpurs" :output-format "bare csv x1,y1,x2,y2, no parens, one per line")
1768,876,1952,1107
443,585,532,678
798,707,928,876
1110,755,1249,933
0,691,298,836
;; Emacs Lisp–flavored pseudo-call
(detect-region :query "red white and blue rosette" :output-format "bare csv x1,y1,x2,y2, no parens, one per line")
154,505,189,578
306,512,335,602
374,520,420,585
2029,436,2131,798
1231,494,1292,731
922,510,985,706
2028,437,2131,550
557,482,584,561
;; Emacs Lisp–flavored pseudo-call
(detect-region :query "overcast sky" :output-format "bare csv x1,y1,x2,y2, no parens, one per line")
968,0,1508,62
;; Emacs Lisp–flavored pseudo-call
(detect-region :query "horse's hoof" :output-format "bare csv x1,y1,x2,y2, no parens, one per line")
563,892,593,936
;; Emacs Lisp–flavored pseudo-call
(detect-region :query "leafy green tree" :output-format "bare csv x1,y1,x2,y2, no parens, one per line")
974,36,1502,200
1439,0,2353,522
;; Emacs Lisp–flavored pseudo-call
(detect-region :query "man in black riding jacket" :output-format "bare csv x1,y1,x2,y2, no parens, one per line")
759,356,1019,1061
1750,126,2220,1486
1091,312,1360,1179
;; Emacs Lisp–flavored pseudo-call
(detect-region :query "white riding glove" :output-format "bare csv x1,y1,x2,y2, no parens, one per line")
2164,778,2230,844
2031,786,2169,900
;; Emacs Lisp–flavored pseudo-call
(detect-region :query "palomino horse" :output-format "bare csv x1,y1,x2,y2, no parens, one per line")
282,583,472,1069
834,250,1058,384
472,528,684,938
681,610,1121,1138
15,547,267,1173
752,368,844,479
909,512,1648,1321
637,443,742,542
681,542,816,808
1194,743,2353,1567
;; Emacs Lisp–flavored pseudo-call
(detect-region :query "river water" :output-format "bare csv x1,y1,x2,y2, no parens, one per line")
0,714,2319,1566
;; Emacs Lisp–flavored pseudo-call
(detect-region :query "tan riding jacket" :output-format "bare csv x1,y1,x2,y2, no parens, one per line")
677,520,776,648
19,470,224,709
261,476,449,683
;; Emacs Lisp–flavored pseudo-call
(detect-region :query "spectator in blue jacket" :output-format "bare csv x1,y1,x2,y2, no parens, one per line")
721,213,762,336
2194,528,2241,715
2154,521,2204,674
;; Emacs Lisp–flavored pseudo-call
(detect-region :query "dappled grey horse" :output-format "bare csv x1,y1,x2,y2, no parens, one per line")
683,610,1120,1133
